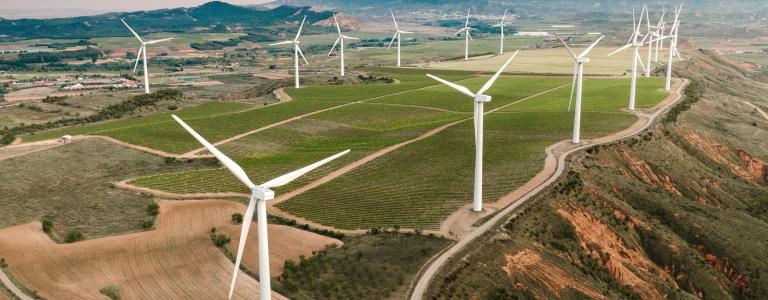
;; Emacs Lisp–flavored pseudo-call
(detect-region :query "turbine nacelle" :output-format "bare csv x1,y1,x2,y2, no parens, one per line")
474,94,492,103
252,186,275,201
576,57,590,64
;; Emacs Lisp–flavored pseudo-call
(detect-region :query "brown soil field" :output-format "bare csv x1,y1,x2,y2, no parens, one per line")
0,200,339,300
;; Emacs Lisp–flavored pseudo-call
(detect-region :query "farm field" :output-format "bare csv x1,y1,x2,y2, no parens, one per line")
128,75,570,194
428,46,669,75
0,199,337,300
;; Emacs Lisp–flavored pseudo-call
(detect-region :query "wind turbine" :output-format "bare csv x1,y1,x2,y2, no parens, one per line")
665,4,683,91
455,9,473,60
121,19,173,94
556,34,604,144
607,5,650,111
270,16,309,88
653,8,667,63
388,11,412,67
328,13,358,77
644,7,654,77
426,51,518,212
492,9,508,55
171,115,349,300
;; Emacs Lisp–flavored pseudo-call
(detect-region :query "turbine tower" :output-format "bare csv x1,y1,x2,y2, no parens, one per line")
644,7,654,77
492,9,508,55
121,19,173,94
270,16,309,88
607,5,650,111
328,13,359,77
455,9,473,60
665,4,683,91
556,34,604,144
426,51,519,212
171,115,349,300
388,11,412,67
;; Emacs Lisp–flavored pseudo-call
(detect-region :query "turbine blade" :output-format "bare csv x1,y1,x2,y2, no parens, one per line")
295,15,307,41
297,46,309,65
399,30,413,34
329,37,341,56
133,46,144,73
391,11,399,31
172,115,256,189
121,19,143,43
637,54,647,74
333,13,341,34
477,50,519,95
387,32,398,49
269,40,294,46
261,150,351,188
426,74,475,98
341,35,358,40
145,38,173,45
607,43,632,57
455,28,466,36
468,31,473,40
228,199,257,299
568,62,577,112
501,8,507,23
578,35,604,58
465,8,470,27
555,34,577,60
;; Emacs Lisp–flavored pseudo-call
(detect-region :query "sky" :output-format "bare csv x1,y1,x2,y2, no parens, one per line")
1,0,272,11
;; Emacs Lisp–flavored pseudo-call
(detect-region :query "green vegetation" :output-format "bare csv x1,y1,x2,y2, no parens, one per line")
274,232,451,299
41,219,53,233
231,213,243,224
99,286,120,300
64,228,85,243
663,79,703,124
147,203,160,216
210,230,231,248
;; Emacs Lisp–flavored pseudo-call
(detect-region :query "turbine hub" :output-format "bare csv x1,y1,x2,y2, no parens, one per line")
253,186,275,201
474,94,492,103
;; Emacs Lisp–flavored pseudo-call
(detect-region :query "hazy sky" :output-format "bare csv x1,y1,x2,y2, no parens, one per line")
2,0,272,11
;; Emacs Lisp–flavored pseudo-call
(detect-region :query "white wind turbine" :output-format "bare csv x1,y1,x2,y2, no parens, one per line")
491,9,508,55
653,8,667,63
607,5,650,111
455,9,473,60
121,19,173,94
388,11,412,67
328,13,358,77
556,34,604,144
644,7,655,77
270,16,309,88
426,51,518,212
665,4,683,91
171,115,349,300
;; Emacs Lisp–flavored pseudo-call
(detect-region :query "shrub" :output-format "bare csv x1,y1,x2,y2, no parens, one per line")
167,105,178,111
65,229,84,243
211,233,231,248
231,213,243,224
147,203,160,215
99,286,120,300
141,219,154,229
163,157,177,164
0,257,6,268
41,219,53,233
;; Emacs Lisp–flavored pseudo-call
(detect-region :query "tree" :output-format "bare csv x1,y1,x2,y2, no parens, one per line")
41,219,53,233
231,213,244,224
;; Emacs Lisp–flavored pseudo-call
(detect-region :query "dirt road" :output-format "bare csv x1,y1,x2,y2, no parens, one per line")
409,78,688,300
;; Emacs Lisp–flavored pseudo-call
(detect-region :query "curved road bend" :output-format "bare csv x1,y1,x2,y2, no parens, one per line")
410,78,689,300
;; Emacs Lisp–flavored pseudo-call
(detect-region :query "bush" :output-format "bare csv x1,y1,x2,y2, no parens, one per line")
0,257,6,268
0,132,16,145
147,203,160,216
99,286,120,300
231,213,243,224
211,233,231,248
141,219,154,229
41,219,53,233
167,105,178,111
65,229,85,243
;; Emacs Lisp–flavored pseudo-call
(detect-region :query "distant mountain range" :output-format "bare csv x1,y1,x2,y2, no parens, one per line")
0,2,340,40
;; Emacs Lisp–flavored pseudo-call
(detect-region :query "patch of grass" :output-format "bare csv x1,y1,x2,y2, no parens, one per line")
64,228,84,243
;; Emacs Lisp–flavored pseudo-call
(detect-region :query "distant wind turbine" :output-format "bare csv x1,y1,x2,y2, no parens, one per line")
653,8,667,63
426,51,519,212
121,19,173,94
388,11,412,67
171,115,349,300
607,5,651,111
556,34,604,144
270,16,309,88
328,12,359,77
492,9,508,55
665,4,683,91
455,9,473,60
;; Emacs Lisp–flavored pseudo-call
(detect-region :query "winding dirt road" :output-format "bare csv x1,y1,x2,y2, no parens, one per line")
409,78,688,300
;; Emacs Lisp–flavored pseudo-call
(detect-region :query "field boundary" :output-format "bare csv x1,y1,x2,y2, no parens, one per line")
408,77,688,300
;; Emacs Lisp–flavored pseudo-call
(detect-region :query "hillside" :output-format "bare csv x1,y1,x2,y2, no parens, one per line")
0,2,340,40
426,50,768,299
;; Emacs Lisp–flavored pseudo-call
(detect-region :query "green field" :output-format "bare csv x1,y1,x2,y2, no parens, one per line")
125,70,667,230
